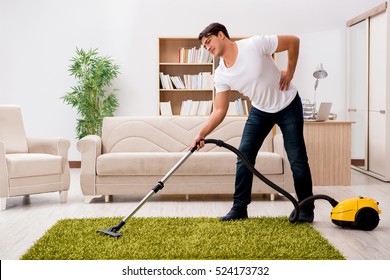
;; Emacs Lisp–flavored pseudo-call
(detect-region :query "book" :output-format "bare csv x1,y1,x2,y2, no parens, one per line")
159,72,167,89
160,101,173,116
225,98,249,116
205,100,213,115
197,101,207,115
179,101,186,115
181,72,212,89
201,72,213,89
235,98,244,115
170,76,185,89
180,100,193,116
189,101,199,115
197,100,213,115
160,72,174,89
179,46,213,63
179,100,213,116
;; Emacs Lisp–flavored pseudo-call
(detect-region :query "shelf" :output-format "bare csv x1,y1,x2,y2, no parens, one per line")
159,37,215,116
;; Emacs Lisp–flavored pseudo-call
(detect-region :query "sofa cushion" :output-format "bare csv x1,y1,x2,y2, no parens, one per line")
96,151,283,176
6,153,63,178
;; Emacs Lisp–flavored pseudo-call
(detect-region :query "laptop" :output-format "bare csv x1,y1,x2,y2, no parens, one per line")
305,102,332,122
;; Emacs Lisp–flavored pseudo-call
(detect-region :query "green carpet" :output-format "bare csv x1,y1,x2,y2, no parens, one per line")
20,217,344,260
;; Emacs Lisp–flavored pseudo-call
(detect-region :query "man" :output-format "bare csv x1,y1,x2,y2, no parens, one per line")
191,23,314,222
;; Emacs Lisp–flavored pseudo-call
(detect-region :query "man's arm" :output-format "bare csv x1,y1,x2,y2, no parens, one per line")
275,35,300,91
191,91,230,149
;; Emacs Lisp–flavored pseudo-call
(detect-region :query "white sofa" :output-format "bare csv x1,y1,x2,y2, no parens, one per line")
77,116,294,203
0,105,70,210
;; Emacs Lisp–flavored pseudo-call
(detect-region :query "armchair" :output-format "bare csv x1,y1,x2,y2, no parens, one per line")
0,105,70,210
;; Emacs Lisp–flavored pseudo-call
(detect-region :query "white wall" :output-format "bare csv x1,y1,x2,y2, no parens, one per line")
293,28,347,116
0,0,385,160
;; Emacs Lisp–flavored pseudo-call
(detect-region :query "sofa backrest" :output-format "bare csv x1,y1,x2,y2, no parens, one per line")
0,105,28,154
101,116,273,153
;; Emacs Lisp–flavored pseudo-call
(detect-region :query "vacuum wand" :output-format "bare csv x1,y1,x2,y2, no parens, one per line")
97,147,196,237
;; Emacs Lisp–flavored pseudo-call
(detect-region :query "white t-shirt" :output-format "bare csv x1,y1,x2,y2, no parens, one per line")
214,35,297,113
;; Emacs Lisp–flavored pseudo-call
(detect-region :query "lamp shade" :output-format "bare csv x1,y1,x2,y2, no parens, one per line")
313,63,328,79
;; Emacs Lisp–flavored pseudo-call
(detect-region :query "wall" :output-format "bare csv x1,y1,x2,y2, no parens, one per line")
295,28,347,115
0,0,385,160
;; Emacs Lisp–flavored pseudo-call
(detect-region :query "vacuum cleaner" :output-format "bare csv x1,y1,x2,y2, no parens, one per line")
97,139,381,238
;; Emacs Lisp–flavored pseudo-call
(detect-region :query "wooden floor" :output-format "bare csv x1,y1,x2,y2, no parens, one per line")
0,168,389,260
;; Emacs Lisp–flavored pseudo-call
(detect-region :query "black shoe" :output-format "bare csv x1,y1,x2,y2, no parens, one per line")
298,209,314,223
220,208,248,221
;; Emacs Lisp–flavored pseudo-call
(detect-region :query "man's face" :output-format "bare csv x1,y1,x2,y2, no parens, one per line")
201,34,221,57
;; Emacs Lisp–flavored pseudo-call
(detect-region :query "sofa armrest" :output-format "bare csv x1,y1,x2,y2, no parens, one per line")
273,133,294,193
77,135,102,196
27,137,70,158
273,133,284,157
0,141,9,196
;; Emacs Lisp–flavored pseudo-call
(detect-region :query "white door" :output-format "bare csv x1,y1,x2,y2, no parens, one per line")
368,12,387,176
347,19,369,169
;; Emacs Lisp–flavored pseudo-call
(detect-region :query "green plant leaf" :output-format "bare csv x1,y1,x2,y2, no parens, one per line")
62,48,120,139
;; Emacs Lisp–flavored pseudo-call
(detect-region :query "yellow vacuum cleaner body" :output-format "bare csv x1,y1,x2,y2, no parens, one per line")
331,197,381,231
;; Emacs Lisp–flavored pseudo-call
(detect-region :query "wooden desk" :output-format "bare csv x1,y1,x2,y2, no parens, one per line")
303,121,353,186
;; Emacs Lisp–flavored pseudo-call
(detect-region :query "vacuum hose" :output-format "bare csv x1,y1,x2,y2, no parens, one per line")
201,139,300,222
202,139,340,223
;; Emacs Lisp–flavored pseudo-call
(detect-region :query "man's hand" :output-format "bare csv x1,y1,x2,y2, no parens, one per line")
276,35,299,91
279,70,293,91
191,135,205,151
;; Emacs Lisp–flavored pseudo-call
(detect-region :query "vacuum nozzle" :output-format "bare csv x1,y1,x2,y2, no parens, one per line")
97,221,125,238
96,229,123,238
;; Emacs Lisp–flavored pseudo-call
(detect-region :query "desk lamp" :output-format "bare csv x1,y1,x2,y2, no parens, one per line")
313,63,328,113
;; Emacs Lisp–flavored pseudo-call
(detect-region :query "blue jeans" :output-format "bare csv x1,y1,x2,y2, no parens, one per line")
233,94,314,211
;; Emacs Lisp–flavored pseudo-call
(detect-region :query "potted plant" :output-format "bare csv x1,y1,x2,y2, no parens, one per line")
62,48,120,139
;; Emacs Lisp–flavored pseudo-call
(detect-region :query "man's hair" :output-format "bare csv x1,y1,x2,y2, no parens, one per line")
198,22,230,40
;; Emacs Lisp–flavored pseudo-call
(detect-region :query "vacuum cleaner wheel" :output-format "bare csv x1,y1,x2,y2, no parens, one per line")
355,207,380,231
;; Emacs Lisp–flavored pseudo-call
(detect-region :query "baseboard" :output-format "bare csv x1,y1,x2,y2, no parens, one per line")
351,159,365,166
69,161,81,168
